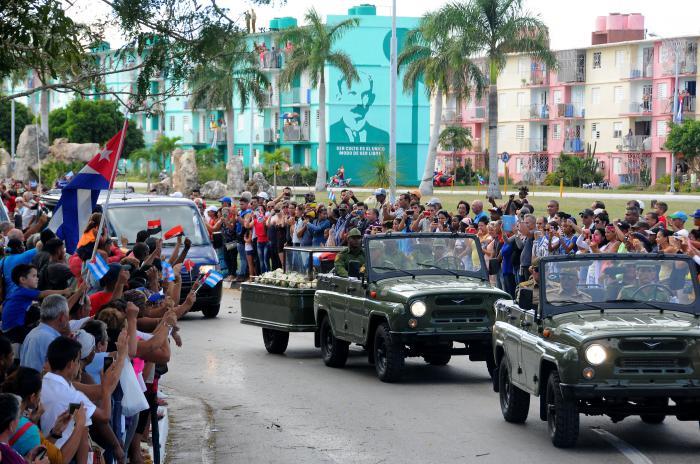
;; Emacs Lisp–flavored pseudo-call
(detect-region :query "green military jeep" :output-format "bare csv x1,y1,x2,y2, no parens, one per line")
493,253,700,448
315,233,509,382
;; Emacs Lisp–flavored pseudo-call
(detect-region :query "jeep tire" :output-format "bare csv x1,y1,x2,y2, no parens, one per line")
320,316,349,368
201,305,220,318
423,344,452,366
262,328,289,354
641,398,668,424
498,356,530,423
546,371,579,448
374,322,405,382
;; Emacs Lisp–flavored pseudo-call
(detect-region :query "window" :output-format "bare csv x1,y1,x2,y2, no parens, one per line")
303,110,310,127
315,110,320,127
614,50,627,66
274,112,279,133
553,90,562,105
613,86,624,103
516,158,525,173
515,125,525,139
591,122,600,139
183,116,190,134
657,82,668,99
613,122,622,138
237,149,243,157
591,87,601,104
657,120,667,136
593,52,601,69
553,124,561,139
516,92,526,107
169,116,175,131
199,115,206,141
613,157,622,174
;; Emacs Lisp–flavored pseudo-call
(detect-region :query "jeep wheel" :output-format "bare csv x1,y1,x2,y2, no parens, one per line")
641,398,668,424
498,356,530,423
374,322,405,382
486,354,497,380
262,328,289,354
546,371,579,448
201,305,220,318
423,352,451,366
320,316,349,368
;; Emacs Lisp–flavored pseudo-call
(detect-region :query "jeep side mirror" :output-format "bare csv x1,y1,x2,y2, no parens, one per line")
518,287,534,311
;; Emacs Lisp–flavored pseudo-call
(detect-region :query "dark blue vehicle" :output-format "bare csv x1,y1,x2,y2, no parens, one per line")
102,194,222,318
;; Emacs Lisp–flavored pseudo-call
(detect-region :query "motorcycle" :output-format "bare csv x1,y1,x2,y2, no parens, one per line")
433,173,454,187
328,176,352,188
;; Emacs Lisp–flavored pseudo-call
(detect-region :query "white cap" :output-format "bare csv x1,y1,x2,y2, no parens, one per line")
257,191,270,200
169,191,183,198
638,200,645,210
593,208,604,216
205,205,218,213
75,329,95,359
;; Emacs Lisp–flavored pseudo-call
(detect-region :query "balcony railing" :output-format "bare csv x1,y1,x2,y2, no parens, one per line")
254,128,277,143
519,137,547,152
554,103,585,118
521,65,549,86
143,130,163,145
563,137,585,153
471,138,482,152
261,93,279,107
441,109,458,123
681,95,696,113
520,104,549,120
628,67,653,79
260,50,281,69
282,125,309,142
620,100,652,115
463,106,487,120
616,135,652,152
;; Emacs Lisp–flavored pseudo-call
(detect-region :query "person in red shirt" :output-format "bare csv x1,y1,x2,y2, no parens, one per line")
89,264,130,317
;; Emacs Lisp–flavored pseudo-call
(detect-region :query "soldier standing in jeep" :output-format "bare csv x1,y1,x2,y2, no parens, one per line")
334,228,365,277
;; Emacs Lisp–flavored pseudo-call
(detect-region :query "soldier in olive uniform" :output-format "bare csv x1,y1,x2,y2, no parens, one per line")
334,228,366,277
516,257,541,309
617,264,669,301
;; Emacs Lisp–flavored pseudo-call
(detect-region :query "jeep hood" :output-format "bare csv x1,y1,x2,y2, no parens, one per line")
552,310,700,343
374,276,509,303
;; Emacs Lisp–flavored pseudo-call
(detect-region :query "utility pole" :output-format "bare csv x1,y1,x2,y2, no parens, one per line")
249,100,254,181
10,100,15,171
668,39,683,194
389,0,397,200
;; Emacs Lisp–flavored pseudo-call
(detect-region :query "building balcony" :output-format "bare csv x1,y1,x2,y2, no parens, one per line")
681,95,696,113
255,128,277,144
280,88,309,106
520,104,549,120
440,109,460,124
554,103,584,118
261,93,279,107
260,51,282,69
462,106,487,121
616,135,651,152
620,100,652,116
469,138,482,152
195,130,227,145
518,137,547,152
655,98,674,115
563,137,585,153
627,67,653,80
143,130,163,145
520,66,549,86
282,124,309,142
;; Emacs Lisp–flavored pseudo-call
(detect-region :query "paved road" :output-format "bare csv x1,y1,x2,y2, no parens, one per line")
163,290,700,464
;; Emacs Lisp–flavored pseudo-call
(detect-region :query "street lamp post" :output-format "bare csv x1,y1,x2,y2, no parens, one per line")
388,0,397,200
668,39,684,194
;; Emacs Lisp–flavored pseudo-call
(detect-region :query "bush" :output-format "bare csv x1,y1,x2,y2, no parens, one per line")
617,184,640,191
261,167,316,187
542,172,559,186
198,163,226,184
652,174,680,192
40,160,85,188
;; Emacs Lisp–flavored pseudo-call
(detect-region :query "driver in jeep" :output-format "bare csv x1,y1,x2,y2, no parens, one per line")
548,266,592,304
617,264,669,301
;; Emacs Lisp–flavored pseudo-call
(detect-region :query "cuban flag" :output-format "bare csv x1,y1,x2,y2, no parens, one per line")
162,262,175,282
87,254,109,280
49,123,128,254
328,189,336,203
478,174,486,185
203,270,223,287
675,94,684,123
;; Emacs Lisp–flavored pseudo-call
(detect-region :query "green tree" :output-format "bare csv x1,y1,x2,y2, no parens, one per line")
438,126,473,180
262,148,291,195
436,0,556,198
398,13,485,195
279,8,360,192
48,99,144,156
666,120,700,172
129,147,158,190
0,99,33,149
153,134,181,184
190,32,268,191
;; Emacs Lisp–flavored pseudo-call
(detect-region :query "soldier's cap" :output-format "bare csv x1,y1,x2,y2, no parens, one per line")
347,228,362,238
558,263,581,276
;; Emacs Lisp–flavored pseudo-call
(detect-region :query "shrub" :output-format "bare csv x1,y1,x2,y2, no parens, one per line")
261,167,317,187
198,164,227,184
542,172,559,186
40,160,85,188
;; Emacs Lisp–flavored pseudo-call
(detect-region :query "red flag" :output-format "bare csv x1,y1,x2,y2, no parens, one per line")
85,122,128,187
147,219,162,235
184,259,195,272
163,225,184,240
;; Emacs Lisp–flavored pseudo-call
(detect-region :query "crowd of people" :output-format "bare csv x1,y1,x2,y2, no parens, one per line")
197,184,700,299
0,179,197,464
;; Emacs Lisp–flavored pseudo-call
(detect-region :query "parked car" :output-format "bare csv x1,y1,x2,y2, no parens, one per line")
492,253,700,448
102,194,222,318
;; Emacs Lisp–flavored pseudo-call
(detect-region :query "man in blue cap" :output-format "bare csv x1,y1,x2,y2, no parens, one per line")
219,196,232,207
692,208,700,229
668,211,689,237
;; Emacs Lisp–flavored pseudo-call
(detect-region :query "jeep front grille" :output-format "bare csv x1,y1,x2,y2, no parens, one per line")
434,296,484,307
615,357,691,375
618,339,687,352
431,309,488,324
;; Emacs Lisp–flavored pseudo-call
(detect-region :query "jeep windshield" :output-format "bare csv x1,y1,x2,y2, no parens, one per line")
106,204,210,246
366,234,487,281
540,254,699,316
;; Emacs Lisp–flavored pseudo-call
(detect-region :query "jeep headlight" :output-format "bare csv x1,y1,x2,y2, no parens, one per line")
585,344,607,365
410,300,427,317
199,265,216,275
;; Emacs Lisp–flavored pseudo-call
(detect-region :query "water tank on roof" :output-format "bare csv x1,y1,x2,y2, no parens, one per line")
277,17,297,29
595,16,606,32
354,4,376,15
348,6,358,15
607,13,624,30
269,18,280,30
627,13,645,30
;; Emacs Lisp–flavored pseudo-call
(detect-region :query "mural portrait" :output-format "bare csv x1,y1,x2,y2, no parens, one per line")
330,71,390,144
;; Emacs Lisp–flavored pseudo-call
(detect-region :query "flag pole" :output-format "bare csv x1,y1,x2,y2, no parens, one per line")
90,119,129,261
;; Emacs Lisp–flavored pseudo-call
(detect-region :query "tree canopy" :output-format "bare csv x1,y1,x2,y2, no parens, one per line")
666,120,700,166
48,99,144,156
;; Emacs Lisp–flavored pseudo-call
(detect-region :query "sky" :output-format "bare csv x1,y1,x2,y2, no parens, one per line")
70,0,700,50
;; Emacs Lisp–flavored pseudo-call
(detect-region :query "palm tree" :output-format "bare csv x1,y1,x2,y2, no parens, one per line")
279,8,360,192
262,147,291,195
190,32,268,194
436,0,556,198
438,126,472,181
129,147,158,190
153,134,181,188
398,13,485,195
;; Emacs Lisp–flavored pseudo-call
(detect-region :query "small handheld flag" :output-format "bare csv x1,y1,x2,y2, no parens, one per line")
328,189,336,203
163,225,184,240
147,219,162,235
478,175,486,186
203,270,224,287
162,262,175,282
183,259,195,272
87,254,109,280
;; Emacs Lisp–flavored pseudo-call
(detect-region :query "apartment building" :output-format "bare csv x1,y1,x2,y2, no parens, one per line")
232,5,430,185
435,13,698,187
